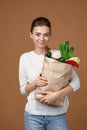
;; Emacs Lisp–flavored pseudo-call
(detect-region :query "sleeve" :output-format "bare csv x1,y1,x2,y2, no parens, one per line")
19,54,28,95
69,69,80,92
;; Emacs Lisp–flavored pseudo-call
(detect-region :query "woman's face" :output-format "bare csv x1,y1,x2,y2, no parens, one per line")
30,25,51,49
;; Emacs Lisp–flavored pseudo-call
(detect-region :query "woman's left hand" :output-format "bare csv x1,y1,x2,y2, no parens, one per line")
40,91,63,105
40,85,73,105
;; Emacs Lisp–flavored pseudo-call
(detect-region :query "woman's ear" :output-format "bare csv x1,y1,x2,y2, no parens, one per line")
30,32,33,39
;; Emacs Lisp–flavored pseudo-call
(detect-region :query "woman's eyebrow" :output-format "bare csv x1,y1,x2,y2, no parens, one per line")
35,32,50,34
35,32,41,34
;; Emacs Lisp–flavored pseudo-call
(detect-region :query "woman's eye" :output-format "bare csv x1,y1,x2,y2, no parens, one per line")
44,33,50,37
35,33,50,37
36,33,40,36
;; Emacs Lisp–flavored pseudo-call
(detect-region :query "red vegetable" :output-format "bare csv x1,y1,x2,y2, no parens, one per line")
66,60,79,67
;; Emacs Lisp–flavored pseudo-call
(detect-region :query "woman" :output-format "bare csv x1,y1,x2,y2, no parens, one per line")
19,17,80,130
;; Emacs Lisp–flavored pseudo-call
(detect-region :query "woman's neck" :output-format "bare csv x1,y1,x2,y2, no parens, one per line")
34,46,50,55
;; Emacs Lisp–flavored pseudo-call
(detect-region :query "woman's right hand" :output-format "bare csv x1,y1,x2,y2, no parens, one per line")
34,74,48,88
25,74,48,94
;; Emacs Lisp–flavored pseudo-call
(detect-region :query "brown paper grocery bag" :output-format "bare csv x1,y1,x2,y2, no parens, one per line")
35,57,73,107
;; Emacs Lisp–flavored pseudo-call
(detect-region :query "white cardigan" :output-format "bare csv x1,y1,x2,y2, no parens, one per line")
19,50,80,115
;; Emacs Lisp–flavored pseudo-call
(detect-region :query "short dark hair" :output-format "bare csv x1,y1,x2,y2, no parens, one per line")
30,17,51,34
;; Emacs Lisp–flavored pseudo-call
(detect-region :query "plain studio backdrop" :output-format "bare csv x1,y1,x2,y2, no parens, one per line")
0,0,87,130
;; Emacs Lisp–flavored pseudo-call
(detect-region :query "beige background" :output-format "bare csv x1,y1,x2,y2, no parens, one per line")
0,0,87,130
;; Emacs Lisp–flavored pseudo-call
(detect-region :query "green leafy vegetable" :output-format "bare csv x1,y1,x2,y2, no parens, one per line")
45,51,52,58
67,46,74,59
57,57,65,62
58,41,74,62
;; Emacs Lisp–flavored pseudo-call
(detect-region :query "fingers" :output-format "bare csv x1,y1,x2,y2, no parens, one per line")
41,91,50,95
40,92,50,104
39,74,47,82
40,97,49,105
39,76,47,82
37,79,48,87
36,74,48,87
40,91,55,105
37,74,48,87
40,96,46,103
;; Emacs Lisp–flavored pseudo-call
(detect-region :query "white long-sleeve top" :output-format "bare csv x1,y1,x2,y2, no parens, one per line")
19,49,80,115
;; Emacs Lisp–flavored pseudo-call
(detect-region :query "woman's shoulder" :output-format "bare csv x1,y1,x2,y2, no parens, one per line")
19,51,33,60
50,49,61,58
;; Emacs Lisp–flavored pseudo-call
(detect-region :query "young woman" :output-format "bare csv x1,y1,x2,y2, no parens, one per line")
19,17,80,130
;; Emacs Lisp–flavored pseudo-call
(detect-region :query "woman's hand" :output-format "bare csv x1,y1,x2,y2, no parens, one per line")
25,74,48,94
40,85,73,105
34,74,48,88
40,91,62,105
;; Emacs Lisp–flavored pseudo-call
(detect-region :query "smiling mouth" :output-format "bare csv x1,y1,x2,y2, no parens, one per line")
39,42,45,44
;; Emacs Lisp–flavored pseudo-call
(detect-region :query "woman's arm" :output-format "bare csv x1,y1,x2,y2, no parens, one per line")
19,54,48,95
40,85,73,105
40,69,80,105
56,68,80,98
25,75,48,94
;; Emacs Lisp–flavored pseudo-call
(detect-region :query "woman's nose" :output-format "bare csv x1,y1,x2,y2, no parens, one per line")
40,35,44,40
